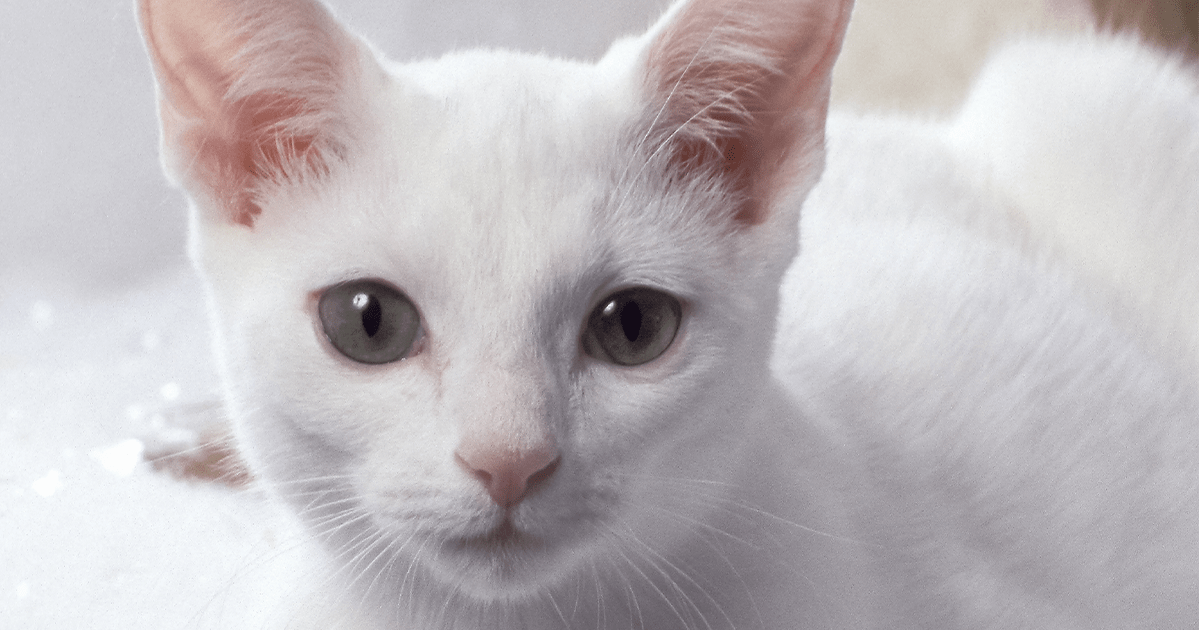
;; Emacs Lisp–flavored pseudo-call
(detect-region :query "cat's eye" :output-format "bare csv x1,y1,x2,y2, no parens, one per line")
583,287,682,366
318,280,421,364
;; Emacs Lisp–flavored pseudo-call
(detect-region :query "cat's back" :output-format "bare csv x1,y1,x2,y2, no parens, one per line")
773,35,1199,628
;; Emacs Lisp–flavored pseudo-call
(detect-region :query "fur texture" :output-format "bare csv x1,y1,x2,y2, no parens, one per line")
138,0,1199,627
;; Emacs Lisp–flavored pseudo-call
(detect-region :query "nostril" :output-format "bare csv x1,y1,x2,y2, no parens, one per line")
456,453,493,486
526,455,560,491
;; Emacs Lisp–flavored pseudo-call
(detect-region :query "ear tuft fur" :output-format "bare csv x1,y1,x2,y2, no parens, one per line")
139,0,359,226
642,0,853,226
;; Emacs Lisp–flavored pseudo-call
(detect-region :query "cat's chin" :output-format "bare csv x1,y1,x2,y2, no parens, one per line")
425,518,592,600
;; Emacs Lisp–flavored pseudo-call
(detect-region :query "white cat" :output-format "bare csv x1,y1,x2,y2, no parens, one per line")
138,0,1199,627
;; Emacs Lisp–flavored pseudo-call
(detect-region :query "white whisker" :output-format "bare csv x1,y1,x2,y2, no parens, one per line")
601,525,697,630
545,587,573,629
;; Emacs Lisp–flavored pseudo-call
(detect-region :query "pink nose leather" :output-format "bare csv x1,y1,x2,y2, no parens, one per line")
455,443,560,508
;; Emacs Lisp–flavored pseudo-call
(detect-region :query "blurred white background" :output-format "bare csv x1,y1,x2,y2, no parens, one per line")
0,0,1084,627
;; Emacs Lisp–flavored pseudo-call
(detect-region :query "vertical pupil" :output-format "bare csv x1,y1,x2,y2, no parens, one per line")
620,299,642,342
357,293,382,337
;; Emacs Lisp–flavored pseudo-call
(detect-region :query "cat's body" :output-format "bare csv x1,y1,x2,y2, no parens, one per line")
778,44,1199,625
137,0,1199,627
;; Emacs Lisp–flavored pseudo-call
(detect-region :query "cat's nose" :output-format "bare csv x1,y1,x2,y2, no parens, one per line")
455,442,560,508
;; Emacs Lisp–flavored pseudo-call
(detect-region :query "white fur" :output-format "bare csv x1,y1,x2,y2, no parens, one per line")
775,36,1199,628
950,37,1199,370
140,0,1199,627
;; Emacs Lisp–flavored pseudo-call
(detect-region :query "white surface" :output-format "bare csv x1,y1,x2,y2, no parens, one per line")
0,270,277,628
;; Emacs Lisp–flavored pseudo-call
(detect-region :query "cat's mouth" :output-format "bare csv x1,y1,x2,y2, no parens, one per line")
447,517,542,553
425,516,572,597
412,493,612,596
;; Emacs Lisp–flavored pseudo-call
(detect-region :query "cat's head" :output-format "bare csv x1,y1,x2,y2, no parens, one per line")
140,0,849,608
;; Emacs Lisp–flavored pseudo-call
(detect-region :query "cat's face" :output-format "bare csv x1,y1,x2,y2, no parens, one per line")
200,51,778,598
141,0,848,606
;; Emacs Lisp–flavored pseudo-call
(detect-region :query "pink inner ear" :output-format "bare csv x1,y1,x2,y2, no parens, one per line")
670,132,761,223
177,92,326,226
644,0,853,226
140,0,352,227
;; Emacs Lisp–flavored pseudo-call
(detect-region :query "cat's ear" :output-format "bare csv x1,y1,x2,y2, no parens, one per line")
138,0,365,226
639,0,853,226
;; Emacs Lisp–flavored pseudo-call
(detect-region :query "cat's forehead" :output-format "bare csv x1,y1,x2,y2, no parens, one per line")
373,56,625,249
398,49,616,101
391,50,635,146
356,54,664,269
